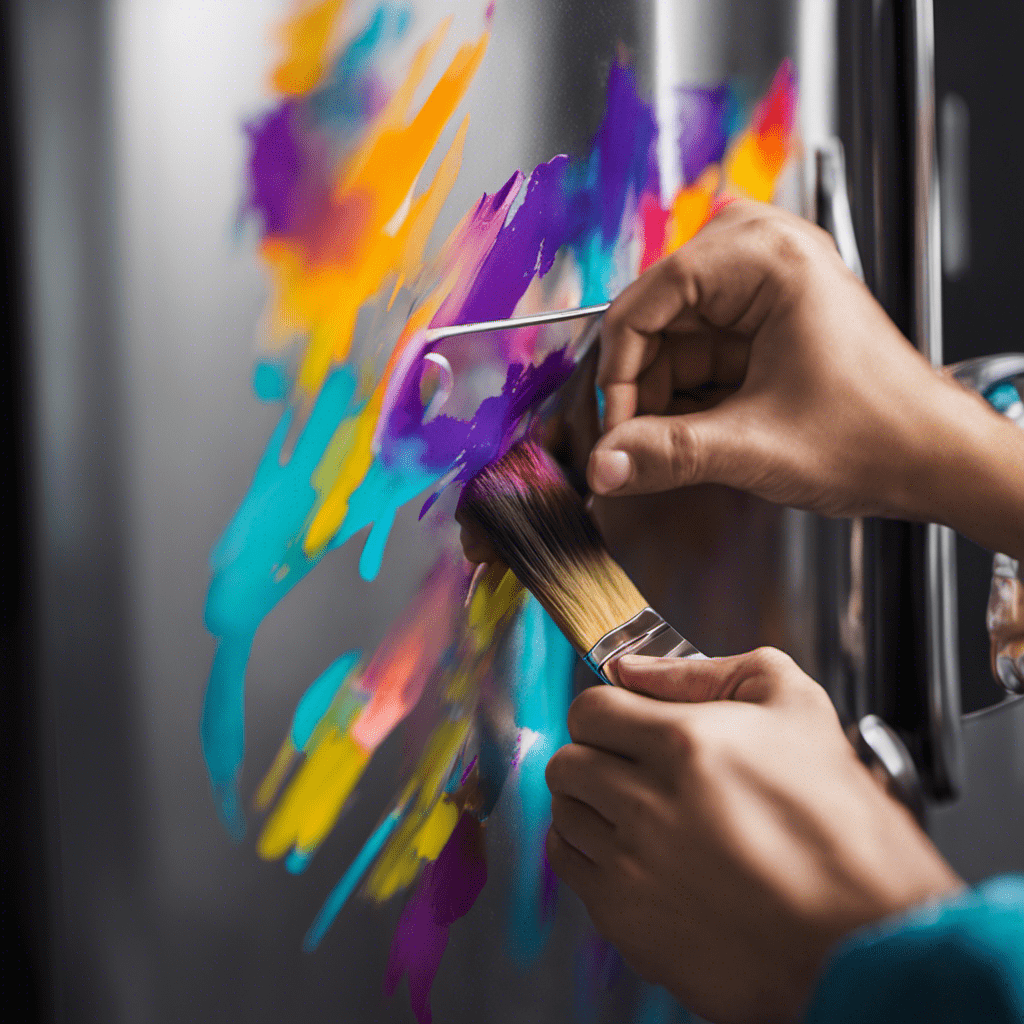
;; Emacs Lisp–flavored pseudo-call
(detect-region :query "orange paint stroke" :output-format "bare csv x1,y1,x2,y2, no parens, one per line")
272,0,346,96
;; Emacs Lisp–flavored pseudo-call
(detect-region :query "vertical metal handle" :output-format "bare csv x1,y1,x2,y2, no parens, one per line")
816,139,926,820
909,0,964,799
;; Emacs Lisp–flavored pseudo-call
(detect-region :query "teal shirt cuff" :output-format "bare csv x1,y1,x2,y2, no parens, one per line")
805,875,1024,1024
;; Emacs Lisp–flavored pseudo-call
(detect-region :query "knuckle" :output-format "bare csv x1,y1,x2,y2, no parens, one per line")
745,215,815,275
654,715,693,761
746,645,794,676
544,747,569,791
566,687,601,739
796,675,839,717
665,417,703,485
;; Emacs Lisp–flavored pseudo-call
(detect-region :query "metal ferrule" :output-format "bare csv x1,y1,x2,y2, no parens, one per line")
583,607,704,685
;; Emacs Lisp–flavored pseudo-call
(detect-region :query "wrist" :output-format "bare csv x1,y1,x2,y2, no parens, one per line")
892,377,1024,560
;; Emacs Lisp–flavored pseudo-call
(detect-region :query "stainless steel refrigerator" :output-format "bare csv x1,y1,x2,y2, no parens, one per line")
4,1,1022,1021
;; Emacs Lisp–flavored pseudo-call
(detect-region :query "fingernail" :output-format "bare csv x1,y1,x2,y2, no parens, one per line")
591,449,631,493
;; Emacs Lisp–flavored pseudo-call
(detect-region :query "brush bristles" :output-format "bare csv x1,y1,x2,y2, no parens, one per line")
458,441,647,653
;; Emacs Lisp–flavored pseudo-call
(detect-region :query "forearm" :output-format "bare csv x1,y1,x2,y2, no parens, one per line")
904,384,1024,563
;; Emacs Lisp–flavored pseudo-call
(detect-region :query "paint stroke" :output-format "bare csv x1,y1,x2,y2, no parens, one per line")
385,811,488,1024
206,2,800,1017
506,596,575,965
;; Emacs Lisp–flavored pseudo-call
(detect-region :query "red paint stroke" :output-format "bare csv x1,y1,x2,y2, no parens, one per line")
638,189,670,272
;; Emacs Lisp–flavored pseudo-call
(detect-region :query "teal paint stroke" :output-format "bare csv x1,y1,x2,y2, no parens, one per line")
304,806,404,951
327,437,445,582
253,360,290,402
506,595,575,964
201,367,357,837
291,649,361,749
309,3,411,133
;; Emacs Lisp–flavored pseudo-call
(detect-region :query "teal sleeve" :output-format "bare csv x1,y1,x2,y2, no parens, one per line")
804,875,1024,1024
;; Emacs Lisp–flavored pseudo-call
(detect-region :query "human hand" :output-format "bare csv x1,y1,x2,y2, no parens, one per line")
545,648,962,1024
588,200,1024,560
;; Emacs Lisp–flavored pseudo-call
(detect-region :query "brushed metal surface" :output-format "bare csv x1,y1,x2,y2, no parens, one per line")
12,1,834,1021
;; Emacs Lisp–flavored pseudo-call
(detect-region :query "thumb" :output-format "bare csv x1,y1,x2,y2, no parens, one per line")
587,407,743,496
615,648,796,705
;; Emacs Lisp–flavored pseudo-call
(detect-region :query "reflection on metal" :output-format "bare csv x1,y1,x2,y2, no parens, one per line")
940,93,970,280
840,517,865,671
851,713,926,825
911,0,964,802
811,138,867,727
989,554,1024,696
950,354,1024,398
813,139,864,279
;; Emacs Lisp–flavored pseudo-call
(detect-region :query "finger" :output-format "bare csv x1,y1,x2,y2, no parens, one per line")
566,684,691,762
545,347,601,489
456,517,498,564
546,823,600,896
634,332,750,416
597,202,818,431
550,793,616,864
667,329,750,391
586,403,745,495
614,647,800,705
545,741,647,825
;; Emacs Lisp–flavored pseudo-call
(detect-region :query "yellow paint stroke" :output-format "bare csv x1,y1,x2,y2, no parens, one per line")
302,288,449,554
257,729,370,860
254,737,296,814
413,796,460,860
468,567,523,651
724,123,794,203
259,20,488,402
364,718,470,900
664,166,718,254
272,0,346,96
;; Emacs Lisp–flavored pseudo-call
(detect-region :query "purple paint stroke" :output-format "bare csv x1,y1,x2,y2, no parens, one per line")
677,84,731,185
430,171,525,329
453,155,570,326
410,347,576,517
541,847,559,924
573,63,659,245
245,101,304,235
385,812,488,1024
376,156,580,488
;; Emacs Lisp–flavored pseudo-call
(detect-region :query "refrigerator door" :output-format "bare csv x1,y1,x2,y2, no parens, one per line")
10,1,834,1021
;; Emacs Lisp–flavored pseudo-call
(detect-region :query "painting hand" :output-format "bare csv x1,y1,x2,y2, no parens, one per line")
544,648,962,1024
590,200,1024,559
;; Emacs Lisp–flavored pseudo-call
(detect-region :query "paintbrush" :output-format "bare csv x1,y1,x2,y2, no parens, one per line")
457,440,704,685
